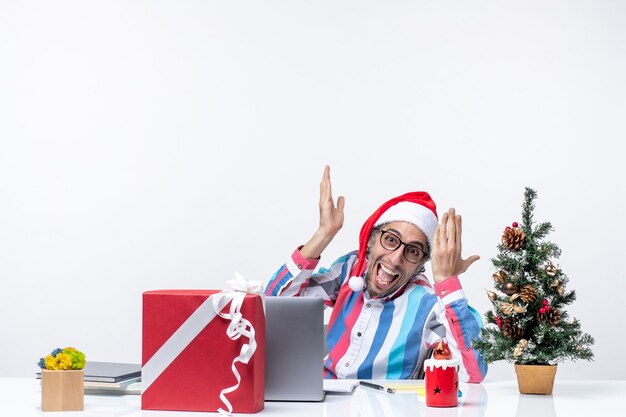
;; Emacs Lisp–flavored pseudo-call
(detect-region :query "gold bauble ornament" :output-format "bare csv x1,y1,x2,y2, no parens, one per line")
486,290,497,301
503,282,519,296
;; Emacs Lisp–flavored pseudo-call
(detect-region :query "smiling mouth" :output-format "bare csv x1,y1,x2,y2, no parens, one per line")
375,263,400,289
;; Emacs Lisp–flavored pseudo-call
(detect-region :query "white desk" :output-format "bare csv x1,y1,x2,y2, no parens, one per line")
0,378,623,417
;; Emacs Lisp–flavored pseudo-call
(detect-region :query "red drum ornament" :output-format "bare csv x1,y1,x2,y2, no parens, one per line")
425,359,459,407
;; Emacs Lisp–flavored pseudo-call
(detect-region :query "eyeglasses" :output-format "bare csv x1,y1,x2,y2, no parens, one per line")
376,228,428,264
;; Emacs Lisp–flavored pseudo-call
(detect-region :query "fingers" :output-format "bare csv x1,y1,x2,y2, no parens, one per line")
459,255,480,275
466,255,480,266
440,208,463,249
320,165,330,203
324,165,345,213
317,165,345,235
434,225,441,248
438,209,460,249
435,207,478,275
439,211,449,246
325,165,333,203
455,211,462,248
446,208,456,247
320,165,337,212
337,195,346,214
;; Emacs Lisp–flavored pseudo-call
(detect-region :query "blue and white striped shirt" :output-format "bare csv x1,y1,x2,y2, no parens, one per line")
266,248,488,382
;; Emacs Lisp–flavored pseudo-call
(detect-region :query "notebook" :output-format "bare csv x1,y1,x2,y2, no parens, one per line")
36,361,141,383
264,297,325,401
323,379,359,394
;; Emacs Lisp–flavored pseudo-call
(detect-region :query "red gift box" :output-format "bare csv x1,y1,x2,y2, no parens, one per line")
142,290,265,413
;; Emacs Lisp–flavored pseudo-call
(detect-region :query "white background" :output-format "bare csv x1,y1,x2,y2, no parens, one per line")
1,1,624,381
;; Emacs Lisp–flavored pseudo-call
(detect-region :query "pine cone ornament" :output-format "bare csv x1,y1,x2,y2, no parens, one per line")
502,227,525,250
502,318,525,339
518,285,537,303
538,309,562,325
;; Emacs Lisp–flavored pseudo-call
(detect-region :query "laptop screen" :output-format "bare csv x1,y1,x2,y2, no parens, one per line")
264,297,325,401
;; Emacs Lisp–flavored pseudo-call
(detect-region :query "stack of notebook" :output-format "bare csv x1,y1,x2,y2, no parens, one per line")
37,361,142,394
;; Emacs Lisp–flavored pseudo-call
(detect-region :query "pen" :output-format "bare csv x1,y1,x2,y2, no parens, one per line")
359,381,396,394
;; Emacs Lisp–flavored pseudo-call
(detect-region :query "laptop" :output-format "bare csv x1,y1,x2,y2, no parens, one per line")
264,297,325,401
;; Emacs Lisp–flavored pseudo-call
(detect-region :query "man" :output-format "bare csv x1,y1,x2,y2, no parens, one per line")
265,166,487,382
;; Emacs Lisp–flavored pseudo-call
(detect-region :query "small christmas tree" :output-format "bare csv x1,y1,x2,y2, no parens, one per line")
473,188,594,366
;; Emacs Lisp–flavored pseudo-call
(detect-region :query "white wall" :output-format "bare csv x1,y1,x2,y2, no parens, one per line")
1,1,624,381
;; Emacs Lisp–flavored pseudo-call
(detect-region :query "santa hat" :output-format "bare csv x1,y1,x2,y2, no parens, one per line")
348,192,438,292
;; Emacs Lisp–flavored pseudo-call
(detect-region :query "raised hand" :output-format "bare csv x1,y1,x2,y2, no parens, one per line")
430,208,480,284
300,165,345,259
318,165,345,237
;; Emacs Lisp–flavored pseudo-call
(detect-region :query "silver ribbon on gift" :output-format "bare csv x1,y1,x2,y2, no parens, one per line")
213,272,264,415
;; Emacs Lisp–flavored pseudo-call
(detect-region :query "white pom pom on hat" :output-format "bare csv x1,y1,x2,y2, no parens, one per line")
347,192,438,293
348,276,365,292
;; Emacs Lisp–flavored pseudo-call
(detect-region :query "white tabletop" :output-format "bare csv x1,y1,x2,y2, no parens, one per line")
0,378,624,417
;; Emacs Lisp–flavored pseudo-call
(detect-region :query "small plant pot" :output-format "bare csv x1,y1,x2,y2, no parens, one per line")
514,364,557,395
41,369,84,411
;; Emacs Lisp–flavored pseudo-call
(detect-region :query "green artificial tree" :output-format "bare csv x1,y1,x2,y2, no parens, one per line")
473,188,594,369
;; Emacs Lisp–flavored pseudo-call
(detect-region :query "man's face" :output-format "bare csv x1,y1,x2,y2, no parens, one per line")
366,221,429,298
